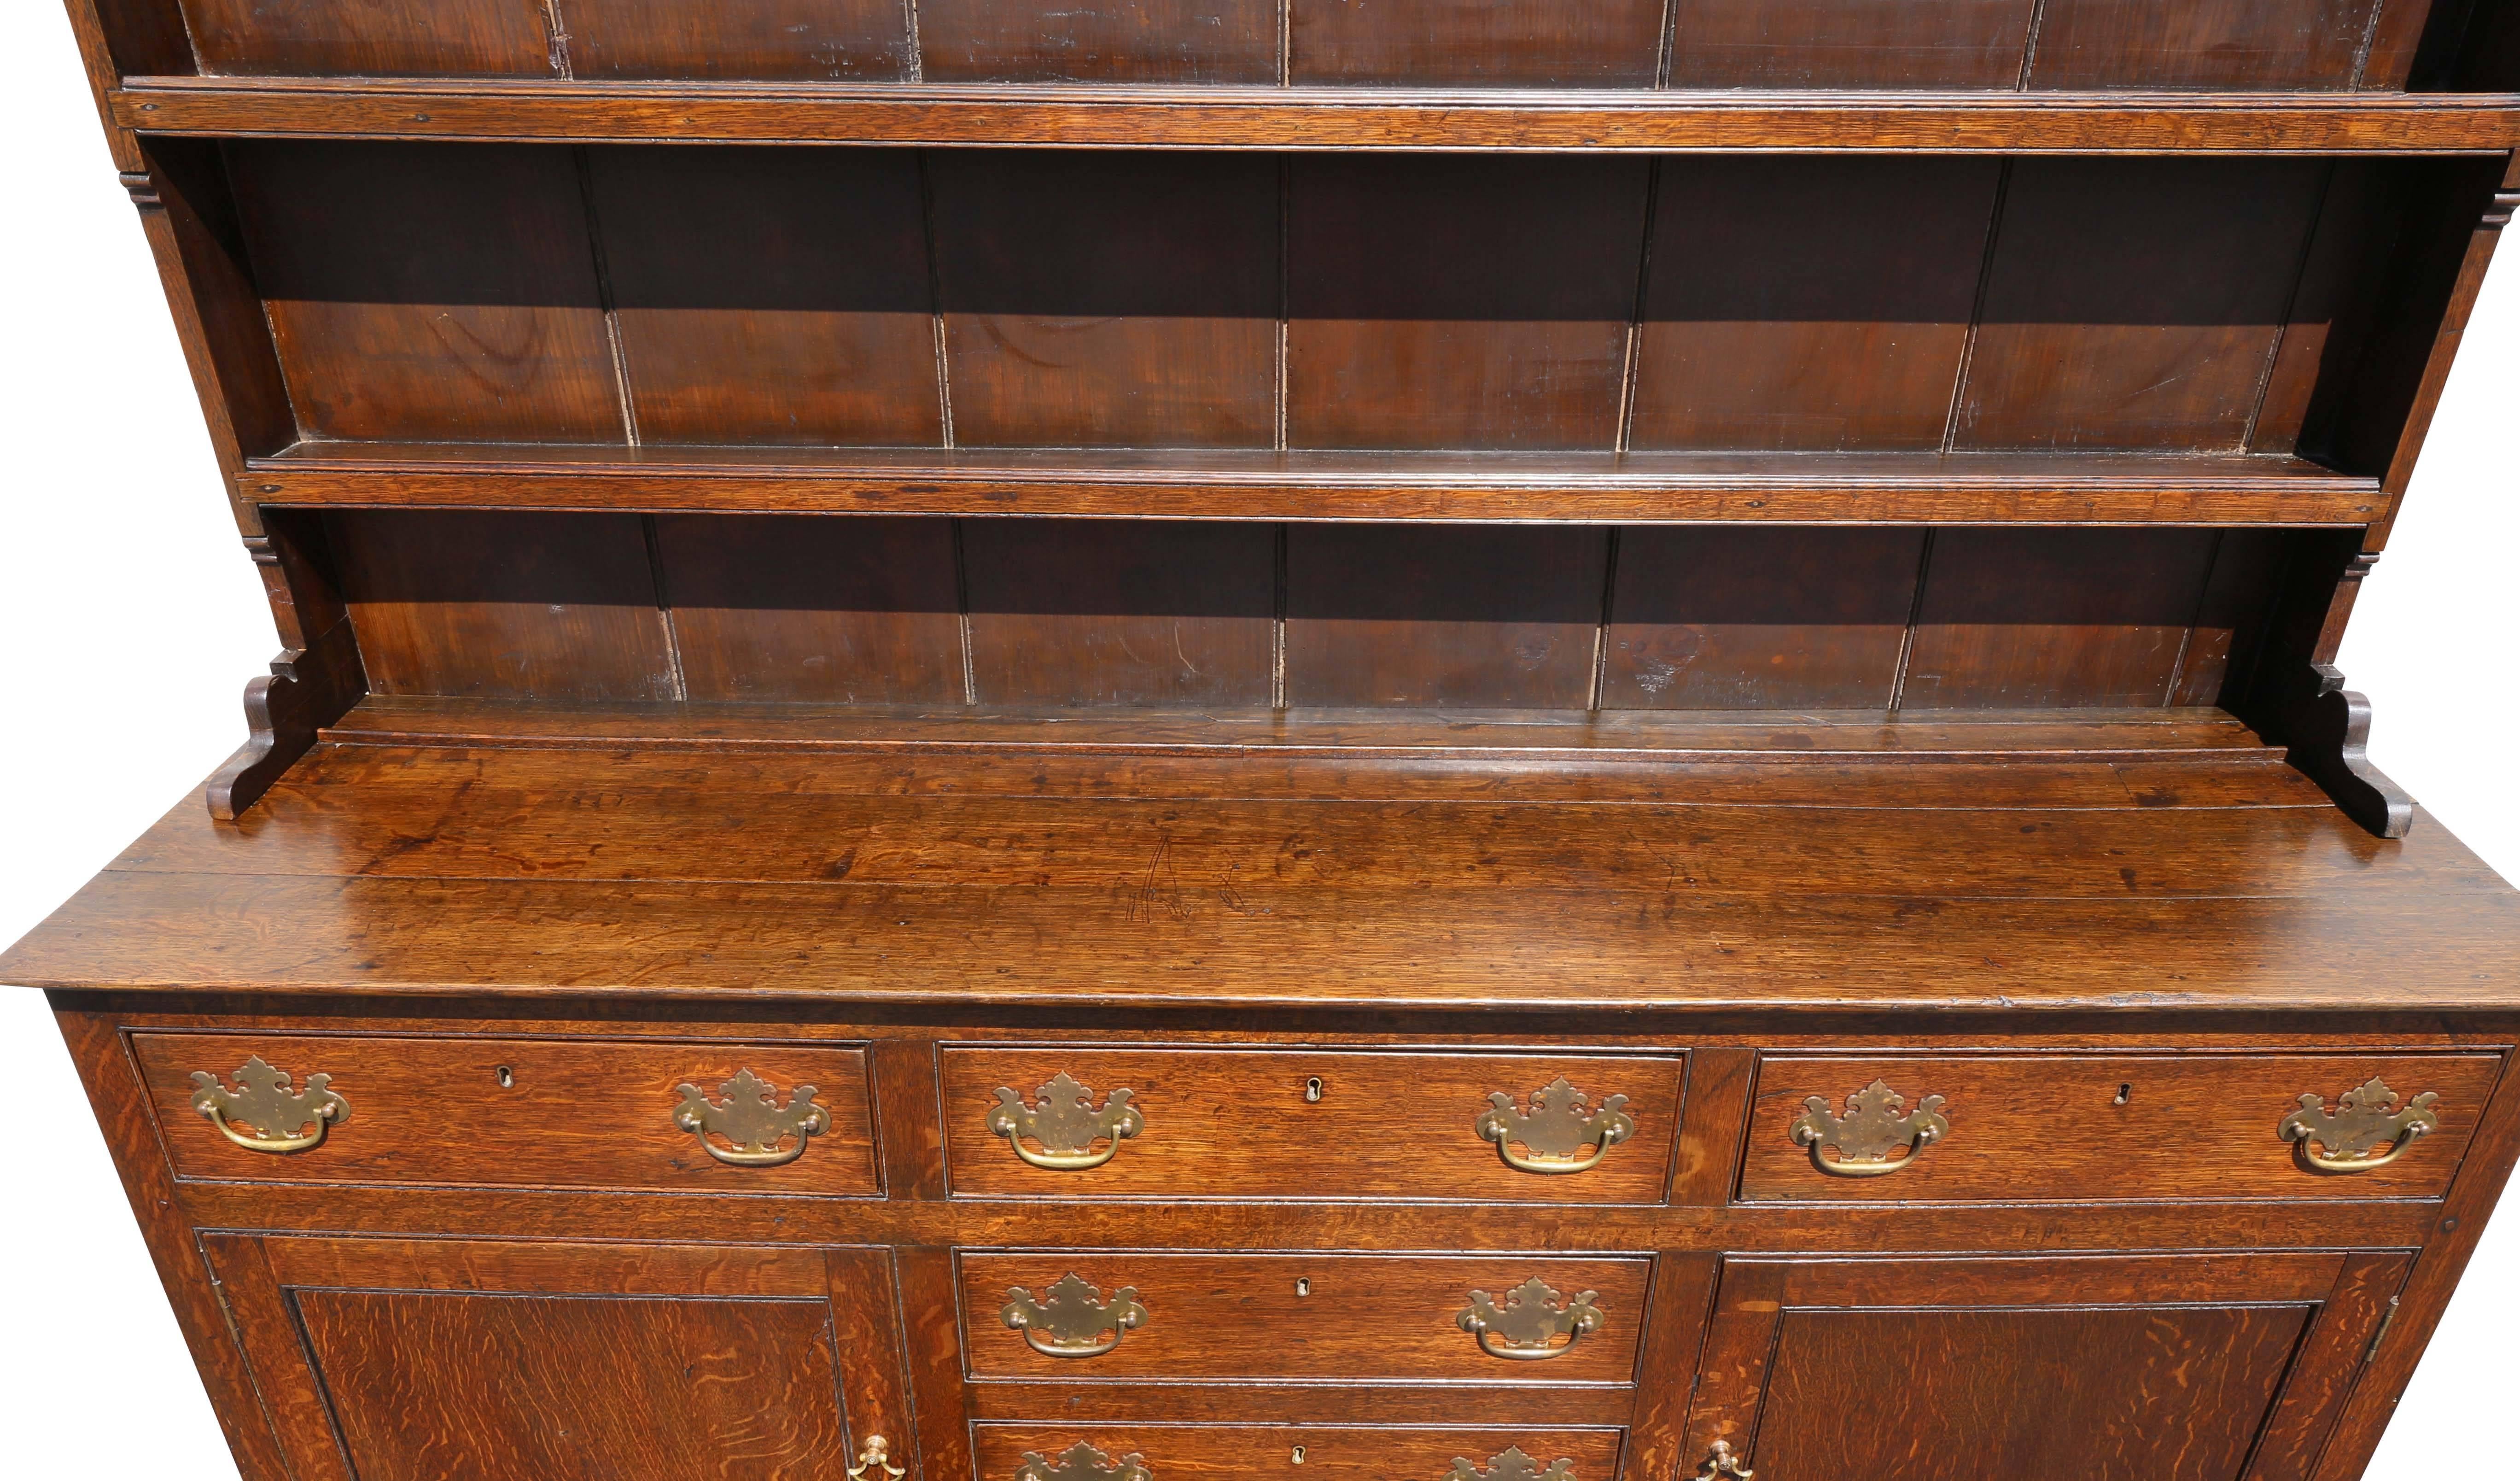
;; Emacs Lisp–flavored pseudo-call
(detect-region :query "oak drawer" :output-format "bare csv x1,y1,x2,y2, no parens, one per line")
959,1253,1649,1382
972,1427,1624,1481
135,1033,880,1194
941,1048,1681,1201
1739,1051,2504,1203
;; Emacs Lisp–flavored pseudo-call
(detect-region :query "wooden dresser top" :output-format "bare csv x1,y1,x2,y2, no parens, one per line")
11,707,2517,1019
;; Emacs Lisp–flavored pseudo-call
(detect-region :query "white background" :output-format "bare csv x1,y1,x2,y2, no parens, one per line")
2,2,2513,1475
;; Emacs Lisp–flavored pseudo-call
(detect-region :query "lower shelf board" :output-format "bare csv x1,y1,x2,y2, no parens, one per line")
241,443,2384,525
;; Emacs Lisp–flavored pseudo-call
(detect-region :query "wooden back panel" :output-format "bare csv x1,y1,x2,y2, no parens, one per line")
216,142,2470,468
324,511,2292,713
161,0,2450,88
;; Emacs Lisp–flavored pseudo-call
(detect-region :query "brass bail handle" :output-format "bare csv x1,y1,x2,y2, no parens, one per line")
2280,1078,2442,1173
1789,1079,1948,1177
1003,1274,1149,1358
851,1436,907,1481
1475,1077,1634,1176
189,1056,351,1154
987,1072,1145,1171
673,1068,829,1168
1456,1278,1604,1361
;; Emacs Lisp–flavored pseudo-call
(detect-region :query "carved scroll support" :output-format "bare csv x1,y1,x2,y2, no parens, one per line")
206,619,368,821
2232,542,2414,840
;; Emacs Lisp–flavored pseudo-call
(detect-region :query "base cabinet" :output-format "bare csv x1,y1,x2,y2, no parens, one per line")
1682,1252,2414,1481
201,1236,915,1481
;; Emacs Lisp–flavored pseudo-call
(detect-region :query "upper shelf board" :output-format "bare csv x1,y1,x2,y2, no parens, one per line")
114,79,2520,153
245,445,2382,525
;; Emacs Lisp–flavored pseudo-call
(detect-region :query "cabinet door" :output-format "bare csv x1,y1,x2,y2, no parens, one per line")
1682,1252,2408,1481
203,1235,914,1481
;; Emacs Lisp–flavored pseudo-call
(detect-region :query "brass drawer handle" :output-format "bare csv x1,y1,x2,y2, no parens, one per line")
189,1056,350,1153
2280,1077,2442,1173
673,1069,828,1167
1476,1077,1634,1175
851,1437,906,1481
1017,1442,1153,1481
1002,1273,1149,1358
1694,1441,1753,1480
1456,1277,1603,1360
1790,1078,1948,1177
1452,1450,1577,1481
987,1071,1143,1171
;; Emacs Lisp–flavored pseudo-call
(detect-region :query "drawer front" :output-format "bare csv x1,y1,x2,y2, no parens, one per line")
959,1253,1650,1382
1739,1051,2504,1203
136,1033,880,1195
972,1427,1625,1481
942,1048,1683,1202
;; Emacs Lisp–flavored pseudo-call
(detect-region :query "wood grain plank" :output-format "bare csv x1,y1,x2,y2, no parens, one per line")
566,0,915,80
326,509,678,700
175,0,550,77
1283,524,1610,708
918,0,1279,82
930,152,1279,448
226,140,624,443
1957,158,2333,450
587,146,942,446
1662,0,2036,85
655,514,964,703
1289,0,1667,85
1630,157,2000,452
1901,527,2222,708
2028,0,2384,88
1287,155,1649,450
962,519,1275,706
1604,527,1926,710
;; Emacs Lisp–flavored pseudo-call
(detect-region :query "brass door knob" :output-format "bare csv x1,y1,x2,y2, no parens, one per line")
190,1056,350,1153
1789,1079,1947,1177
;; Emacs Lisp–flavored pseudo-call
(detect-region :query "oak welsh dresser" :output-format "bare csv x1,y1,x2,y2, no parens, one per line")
16,0,2520,1477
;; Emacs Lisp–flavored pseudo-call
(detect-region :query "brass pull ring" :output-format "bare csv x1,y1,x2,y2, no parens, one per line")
1003,1274,1148,1358
1789,1079,1947,1178
1457,1278,1603,1361
2280,1078,2441,1174
988,1073,1144,1171
190,1057,350,1154
674,1069,828,1168
1476,1077,1633,1176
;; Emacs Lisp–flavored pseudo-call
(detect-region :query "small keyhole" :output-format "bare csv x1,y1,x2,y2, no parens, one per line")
1304,1077,1324,1102
2114,1083,2132,1106
1295,1277,1311,1297
496,1066,514,1089
1291,1447,1307,1465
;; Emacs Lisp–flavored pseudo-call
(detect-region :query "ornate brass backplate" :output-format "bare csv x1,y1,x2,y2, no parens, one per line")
1788,1078,1948,1177
189,1056,350,1153
987,1072,1145,1171
672,1068,828,1167
1455,1277,1604,1360
850,1436,907,1481
1015,1442,1154,1481
1001,1273,1150,1358
1694,1441,1753,1480
1448,1449,1579,1481
2279,1077,2442,1172
1475,1077,1634,1174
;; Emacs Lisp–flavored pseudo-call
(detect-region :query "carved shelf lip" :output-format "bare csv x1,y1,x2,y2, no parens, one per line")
113,78,2520,152
239,443,2384,527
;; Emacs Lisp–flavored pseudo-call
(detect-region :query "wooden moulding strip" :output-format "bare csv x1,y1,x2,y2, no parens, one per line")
239,451,2387,526
316,697,2287,764
114,80,2520,154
